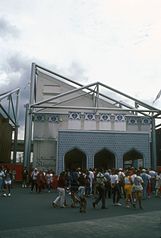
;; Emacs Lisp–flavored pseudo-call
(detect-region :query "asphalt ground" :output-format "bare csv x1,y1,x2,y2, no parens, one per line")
0,186,161,238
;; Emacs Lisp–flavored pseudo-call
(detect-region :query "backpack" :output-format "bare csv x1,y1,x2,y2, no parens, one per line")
96,173,107,188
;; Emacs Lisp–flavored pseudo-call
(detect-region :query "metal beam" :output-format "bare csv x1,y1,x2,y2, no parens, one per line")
12,89,20,163
0,88,20,101
10,96,16,122
35,68,153,117
151,117,157,169
36,89,93,113
24,63,36,170
99,82,159,111
0,104,16,126
36,64,83,88
30,81,99,107
36,64,159,111
31,104,160,114
155,123,161,129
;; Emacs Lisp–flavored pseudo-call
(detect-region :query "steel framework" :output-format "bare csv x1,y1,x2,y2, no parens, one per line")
24,63,161,169
0,88,20,163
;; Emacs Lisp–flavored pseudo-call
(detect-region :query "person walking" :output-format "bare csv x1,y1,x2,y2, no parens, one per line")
132,170,144,209
0,166,5,196
3,168,13,197
93,170,107,209
104,169,112,199
22,166,29,188
88,168,94,195
124,170,133,208
36,170,46,193
69,169,80,208
155,170,161,198
110,169,122,206
30,168,39,192
45,169,53,193
77,171,87,212
118,168,125,198
140,168,151,200
52,171,67,208
148,168,157,194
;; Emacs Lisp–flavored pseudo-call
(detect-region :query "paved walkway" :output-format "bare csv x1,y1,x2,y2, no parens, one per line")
0,210,161,238
0,187,161,238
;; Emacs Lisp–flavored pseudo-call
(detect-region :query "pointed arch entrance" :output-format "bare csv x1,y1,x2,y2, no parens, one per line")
94,149,115,170
64,148,86,171
123,148,143,169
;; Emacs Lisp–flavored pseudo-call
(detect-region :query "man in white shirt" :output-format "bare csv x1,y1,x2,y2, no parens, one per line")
110,169,122,206
132,170,144,209
88,168,94,195
148,169,157,193
118,168,125,198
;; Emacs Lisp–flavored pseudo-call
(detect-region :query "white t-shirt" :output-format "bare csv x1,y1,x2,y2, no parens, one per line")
110,174,119,184
149,170,157,178
131,174,137,183
133,176,143,191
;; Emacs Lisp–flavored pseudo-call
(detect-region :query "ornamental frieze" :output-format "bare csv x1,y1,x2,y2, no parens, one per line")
34,113,151,125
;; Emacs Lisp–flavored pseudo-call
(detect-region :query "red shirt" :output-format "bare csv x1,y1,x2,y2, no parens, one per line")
57,175,66,188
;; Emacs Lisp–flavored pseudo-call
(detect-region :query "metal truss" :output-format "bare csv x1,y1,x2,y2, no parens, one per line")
0,88,20,163
24,62,161,169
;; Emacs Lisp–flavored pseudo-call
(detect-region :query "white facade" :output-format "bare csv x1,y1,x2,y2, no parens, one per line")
32,70,151,170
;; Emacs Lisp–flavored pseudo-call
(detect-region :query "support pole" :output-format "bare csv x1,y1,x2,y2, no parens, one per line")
23,63,36,170
151,116,157,169
12,126,18,163
12,89,20,163
23,104,32,168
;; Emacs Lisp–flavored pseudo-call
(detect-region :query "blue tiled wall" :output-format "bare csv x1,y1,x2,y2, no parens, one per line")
57,130,150,174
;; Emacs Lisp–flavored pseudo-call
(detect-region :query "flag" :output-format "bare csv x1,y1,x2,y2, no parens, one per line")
153,89,161,103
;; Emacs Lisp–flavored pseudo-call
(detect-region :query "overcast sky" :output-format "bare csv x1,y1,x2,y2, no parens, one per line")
0,0,161,139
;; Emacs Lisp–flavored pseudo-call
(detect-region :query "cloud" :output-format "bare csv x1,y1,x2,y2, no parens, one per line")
54,60,88,86
0,0,161,137
0,53,31,134
0,17,19,39
0,52,90,138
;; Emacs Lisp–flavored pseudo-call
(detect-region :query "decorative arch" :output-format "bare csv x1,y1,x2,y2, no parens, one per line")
94,148,115,170
123,148,143,169
64,148,86,171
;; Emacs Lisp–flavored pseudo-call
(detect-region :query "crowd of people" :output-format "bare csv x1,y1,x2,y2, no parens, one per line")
0,166,56,196
0,165,161,212
24,166,161,211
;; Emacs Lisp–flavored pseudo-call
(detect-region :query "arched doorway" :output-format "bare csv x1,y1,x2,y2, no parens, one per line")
123,148,143,169
94,149,115,170
64,148,86,171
